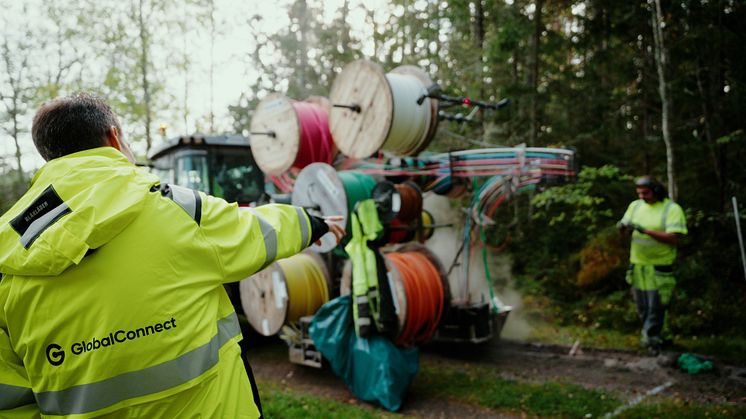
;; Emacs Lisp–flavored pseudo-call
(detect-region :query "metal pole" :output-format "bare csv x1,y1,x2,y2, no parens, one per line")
733,196,746,282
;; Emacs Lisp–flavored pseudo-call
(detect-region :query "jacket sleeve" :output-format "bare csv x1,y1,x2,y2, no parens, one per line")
0,281,40,418
198,194,319,283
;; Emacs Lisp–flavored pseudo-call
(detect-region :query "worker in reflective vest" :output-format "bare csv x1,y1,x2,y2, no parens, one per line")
618,176,687,355
0,93,344,418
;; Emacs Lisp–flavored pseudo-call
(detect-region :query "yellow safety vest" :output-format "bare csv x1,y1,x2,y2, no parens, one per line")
0,147,312,418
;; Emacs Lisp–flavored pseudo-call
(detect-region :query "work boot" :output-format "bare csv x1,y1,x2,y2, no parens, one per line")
647,336,662,356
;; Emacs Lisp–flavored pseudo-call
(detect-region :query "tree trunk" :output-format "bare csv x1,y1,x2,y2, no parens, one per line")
529,0,544,146
651,0,677,200
138,0,153,153
473,0,486,121
208,0,216,132
12,99,24,182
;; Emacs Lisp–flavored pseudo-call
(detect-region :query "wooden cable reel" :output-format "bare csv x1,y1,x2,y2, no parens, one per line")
250,93,336,176
329,59,439,159
239,252,331,337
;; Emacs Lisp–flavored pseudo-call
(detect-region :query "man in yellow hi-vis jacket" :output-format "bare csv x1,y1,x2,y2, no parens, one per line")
618,176,687,355
0,93,344,418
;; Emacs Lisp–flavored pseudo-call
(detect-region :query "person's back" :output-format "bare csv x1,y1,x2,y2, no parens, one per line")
0,94,340,418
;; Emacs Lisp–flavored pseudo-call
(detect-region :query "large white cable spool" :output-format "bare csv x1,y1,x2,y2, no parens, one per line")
329,60,393,159
239,252,331,337
291,163,348,252
390,65,440,155
383,73,432,156
329,60,435,159
249,93,301,175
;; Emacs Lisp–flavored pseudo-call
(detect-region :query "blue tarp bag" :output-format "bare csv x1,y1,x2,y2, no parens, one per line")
309,295,419,411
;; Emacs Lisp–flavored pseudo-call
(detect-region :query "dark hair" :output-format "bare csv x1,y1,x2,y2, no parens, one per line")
635,175,667,200
32,93,122,161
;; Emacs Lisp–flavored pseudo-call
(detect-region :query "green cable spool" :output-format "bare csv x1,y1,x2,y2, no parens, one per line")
338,171,377,214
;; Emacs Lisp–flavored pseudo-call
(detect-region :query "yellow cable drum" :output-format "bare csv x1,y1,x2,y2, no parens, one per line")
239,252,330,336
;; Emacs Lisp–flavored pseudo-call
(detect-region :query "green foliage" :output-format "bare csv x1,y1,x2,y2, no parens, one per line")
531,165,633,235
414,363,620,418
0,162,27,213
577,226,629,289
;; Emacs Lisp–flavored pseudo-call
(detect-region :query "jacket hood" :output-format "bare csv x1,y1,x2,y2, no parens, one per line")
0,147,160,277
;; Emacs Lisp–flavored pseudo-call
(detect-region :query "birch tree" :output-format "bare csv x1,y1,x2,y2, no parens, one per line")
650,0,677,199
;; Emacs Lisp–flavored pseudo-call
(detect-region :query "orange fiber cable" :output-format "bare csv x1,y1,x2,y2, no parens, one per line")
387,252,444,347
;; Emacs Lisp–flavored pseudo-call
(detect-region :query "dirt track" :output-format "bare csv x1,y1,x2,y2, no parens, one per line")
247,336,746,417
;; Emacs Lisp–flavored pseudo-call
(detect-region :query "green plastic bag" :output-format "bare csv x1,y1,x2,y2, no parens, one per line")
309,295,419,411
677,353,714,375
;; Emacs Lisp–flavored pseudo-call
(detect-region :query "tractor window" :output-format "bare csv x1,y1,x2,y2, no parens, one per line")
175,152,209,193
209,149,264,204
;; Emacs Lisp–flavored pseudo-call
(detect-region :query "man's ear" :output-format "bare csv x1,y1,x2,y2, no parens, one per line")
106,126,122,150
105,125,137,163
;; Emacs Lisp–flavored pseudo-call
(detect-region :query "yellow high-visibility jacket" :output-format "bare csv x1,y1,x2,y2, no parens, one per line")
0,147,316,418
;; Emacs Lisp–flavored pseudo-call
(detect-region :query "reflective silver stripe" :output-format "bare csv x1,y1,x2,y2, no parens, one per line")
632,237,660,246
35,313,241,416
357,318,371,326
295,206,310,247
19,203,70,248
242,208,277,270
355,296,369,304
0,383,35,410
169,185,199,222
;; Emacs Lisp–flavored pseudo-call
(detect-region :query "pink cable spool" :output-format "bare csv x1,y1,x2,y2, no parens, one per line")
291,101,336,170
250,93,337,176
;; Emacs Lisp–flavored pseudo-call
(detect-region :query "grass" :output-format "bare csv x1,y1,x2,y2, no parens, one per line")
412,362,620,417
255,345,744,418
258,380,404,419
618,399,746,418
513,279,746,365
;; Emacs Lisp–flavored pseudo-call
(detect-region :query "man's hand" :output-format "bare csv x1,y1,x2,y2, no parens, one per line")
319,215,345,245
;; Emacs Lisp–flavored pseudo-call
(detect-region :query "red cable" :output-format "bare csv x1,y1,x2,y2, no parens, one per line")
292,101,335,170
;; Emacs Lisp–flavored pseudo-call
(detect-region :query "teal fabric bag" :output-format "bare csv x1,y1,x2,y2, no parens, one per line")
309,295,419,411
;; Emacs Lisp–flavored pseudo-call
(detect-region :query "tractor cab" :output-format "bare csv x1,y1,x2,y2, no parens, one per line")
148,135,266,205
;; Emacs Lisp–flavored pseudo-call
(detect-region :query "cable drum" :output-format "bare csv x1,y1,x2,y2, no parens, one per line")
383,73,432,156
393,182,423,224
239,252,330,336
330,59,438,159
292,164,376,252
384,244,449,347
292,163,348,252
250,93,336,176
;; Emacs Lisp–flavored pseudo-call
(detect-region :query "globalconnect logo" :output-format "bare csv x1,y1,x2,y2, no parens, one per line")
45,318,177,366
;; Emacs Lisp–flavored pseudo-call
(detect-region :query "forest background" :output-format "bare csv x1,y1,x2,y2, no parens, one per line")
2,0,745,359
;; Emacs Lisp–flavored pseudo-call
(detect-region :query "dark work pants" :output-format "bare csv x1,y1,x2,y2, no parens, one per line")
242,352,263,418
632,288,666,346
